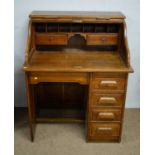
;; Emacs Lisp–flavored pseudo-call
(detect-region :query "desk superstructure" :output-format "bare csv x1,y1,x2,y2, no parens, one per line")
23,11,133,142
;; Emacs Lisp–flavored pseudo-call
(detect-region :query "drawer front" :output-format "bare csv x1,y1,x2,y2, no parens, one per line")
29,72,88,85
91,93,124,107
88,135,119,142
87,34,118,45
89,123,120,137
35,34,68,45
92,77,126,91
90,108,121,121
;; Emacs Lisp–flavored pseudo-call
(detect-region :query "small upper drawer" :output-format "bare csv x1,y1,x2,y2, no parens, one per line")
92,77,126,91
89,122,120,137
91,93,124,107
35,34,68,45
87,34,118,45
92,73,126,92
29,72,88,85
92,73,127,91
90,108,121,121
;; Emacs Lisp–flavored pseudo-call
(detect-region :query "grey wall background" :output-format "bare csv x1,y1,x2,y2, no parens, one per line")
14,0,140,108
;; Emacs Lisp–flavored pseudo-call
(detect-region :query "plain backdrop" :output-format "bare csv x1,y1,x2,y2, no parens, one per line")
14,0,140,108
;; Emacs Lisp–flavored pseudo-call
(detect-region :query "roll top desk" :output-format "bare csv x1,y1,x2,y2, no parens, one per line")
23,11,133,142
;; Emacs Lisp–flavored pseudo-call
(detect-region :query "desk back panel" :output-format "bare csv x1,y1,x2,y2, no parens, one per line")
36,82,88,108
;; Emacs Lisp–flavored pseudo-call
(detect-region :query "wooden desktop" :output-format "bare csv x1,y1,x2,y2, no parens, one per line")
23,11,133,142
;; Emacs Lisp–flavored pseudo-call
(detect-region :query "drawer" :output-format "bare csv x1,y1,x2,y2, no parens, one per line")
91,93,124,107
88,135,119,142
92,77,126,91
87,34,118,45
90,108,121,121
35,34,68,45
89,122,120,137
29,72,89,85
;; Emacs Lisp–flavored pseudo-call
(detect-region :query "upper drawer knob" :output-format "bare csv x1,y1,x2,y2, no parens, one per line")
34,77,38,80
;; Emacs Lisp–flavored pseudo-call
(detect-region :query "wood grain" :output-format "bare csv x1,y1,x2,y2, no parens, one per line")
23,51,132,72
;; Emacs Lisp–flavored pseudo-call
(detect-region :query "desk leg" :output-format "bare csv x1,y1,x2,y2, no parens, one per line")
86,73,92,141
25,73,36,142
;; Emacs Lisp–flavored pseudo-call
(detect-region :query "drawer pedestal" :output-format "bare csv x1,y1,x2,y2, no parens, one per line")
87,73,127,142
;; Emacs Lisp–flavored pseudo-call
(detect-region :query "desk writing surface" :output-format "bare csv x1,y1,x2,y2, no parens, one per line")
24,51,131,72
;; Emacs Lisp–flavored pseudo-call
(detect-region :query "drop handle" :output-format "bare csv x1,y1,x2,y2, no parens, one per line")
97,127,112,131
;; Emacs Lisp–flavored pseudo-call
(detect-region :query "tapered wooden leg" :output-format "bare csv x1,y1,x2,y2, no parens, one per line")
25,73,36,142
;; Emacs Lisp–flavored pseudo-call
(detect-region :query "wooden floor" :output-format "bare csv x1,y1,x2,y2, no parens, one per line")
26,51,129,72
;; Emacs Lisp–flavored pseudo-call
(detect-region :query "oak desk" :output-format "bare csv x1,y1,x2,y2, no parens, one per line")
23,11,133,142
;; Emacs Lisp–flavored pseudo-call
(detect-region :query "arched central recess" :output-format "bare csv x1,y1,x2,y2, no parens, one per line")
68,34,86,49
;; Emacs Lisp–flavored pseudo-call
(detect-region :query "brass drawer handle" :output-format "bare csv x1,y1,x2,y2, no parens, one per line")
98,112,114,116
97,127,112,131
99,97,116,102
100,80,117,85
97,112,115,120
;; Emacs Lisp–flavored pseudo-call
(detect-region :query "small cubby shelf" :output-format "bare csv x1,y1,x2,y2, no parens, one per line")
35,23,120,33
